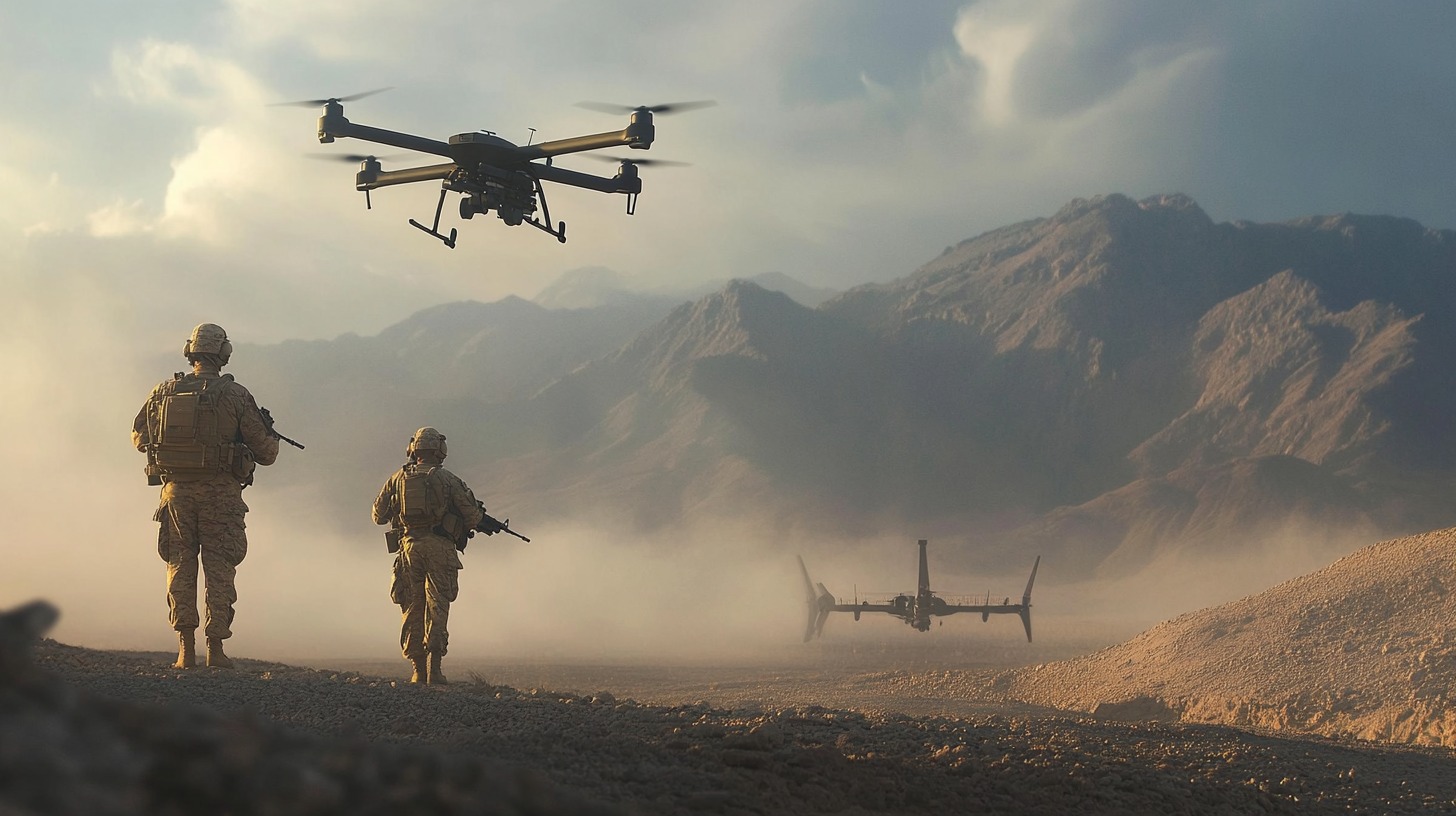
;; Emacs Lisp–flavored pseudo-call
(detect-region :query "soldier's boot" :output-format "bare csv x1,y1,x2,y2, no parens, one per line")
408,655,428,684
428,652,448,685
206,637,234,669
173,630,196,669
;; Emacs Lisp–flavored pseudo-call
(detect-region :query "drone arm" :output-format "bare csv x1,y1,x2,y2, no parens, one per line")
514,127,649,161
357,163,458,191
322,117,454,159
532,163,642,195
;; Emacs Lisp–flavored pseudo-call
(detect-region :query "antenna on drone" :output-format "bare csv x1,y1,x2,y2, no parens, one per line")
527,127,537,146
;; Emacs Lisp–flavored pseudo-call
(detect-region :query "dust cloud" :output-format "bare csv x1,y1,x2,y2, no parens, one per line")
0,302,1068,670
0,301,1381,672
4,423,1374,676
6,433,817,666
1063,526,1377,632
239,512,816,666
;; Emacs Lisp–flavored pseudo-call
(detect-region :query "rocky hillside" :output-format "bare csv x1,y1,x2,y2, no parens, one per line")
999,526,1456,747
819,195,1456,559
240,194,1456,577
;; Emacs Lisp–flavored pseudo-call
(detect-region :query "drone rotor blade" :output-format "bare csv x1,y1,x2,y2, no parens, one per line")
647,100,717,115
582,155,691,168
269,87,394,108
304,153,405,163
574,99,717,116
573,101,632,115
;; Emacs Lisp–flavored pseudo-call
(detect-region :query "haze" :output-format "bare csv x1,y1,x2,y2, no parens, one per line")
4,1,1455,662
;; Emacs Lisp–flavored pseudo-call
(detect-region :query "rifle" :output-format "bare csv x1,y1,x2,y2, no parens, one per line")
473,503,531,543
259,407,306,450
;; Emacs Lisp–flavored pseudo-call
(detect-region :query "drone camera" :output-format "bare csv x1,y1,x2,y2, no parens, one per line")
459,194,481,220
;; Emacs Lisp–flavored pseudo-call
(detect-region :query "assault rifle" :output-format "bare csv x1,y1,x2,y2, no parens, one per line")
473,502,530,543
259,407,305,450
388,507,529,553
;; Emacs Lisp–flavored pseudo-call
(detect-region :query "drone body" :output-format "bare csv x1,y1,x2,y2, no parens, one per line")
288,90,709,247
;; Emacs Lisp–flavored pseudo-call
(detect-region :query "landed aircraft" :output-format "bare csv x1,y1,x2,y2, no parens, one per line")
798,539,1040,642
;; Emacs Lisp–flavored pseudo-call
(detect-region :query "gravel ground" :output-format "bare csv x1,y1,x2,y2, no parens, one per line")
5,613,1454,815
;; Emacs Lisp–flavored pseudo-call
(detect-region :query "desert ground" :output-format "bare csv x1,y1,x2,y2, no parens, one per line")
7,528,1456,814
3,611,1453,815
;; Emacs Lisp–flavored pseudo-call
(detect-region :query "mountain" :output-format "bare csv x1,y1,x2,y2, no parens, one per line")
532,266,841,309
737,272,840,308
246,193,1456,579
235,294,680,529
811,193,1456,567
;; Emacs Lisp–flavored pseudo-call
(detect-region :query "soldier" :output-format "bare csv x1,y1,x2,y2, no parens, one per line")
372,427,485,685
132,323,281,670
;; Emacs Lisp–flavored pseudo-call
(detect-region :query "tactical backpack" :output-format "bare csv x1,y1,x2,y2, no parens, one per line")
145,374,251,482
398,465,448,528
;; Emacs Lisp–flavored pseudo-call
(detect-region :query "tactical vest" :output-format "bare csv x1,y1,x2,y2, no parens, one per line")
144,374,246,482
398,464,448,529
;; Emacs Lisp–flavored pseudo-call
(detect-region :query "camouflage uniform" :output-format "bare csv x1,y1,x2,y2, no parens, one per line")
132,324,279,668
372,429,484,684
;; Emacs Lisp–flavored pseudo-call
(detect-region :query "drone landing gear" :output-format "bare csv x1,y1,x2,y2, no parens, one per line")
524,177,567,243
525,217,566,243
408,188,457,249
625,192,638,215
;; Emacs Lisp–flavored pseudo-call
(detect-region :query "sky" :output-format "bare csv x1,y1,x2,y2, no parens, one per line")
3,0,1456,661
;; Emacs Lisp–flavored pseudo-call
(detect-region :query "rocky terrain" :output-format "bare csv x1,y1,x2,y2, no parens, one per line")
6,588,1456,814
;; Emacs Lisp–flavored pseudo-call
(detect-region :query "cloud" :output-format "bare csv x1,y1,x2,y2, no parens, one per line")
4,0,1456,660
86,198,153,238
12,1,1456,306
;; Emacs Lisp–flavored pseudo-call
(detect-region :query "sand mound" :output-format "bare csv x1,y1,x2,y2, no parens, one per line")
1007,527,1456,746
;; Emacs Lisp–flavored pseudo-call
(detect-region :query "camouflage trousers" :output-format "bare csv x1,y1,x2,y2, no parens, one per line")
154,479,249,640
394,531,462,659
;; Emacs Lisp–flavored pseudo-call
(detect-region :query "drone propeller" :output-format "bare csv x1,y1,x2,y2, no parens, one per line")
304,153,404,164
303,152,398,212
582,155,691,168
574,100,717,116
269,87,394,108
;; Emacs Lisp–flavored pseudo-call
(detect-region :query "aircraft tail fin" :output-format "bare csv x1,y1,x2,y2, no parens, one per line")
917,539,930,595
1019,556,1041,643
797,555,835,642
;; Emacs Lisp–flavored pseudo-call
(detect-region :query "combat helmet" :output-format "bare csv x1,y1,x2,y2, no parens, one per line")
407,427,448,461
183,323,232,365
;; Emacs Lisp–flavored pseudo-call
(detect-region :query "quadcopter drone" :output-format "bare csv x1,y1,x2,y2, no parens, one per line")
279,89,712,248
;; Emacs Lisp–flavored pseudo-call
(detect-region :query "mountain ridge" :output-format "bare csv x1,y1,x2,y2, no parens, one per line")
244,193,1456,580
